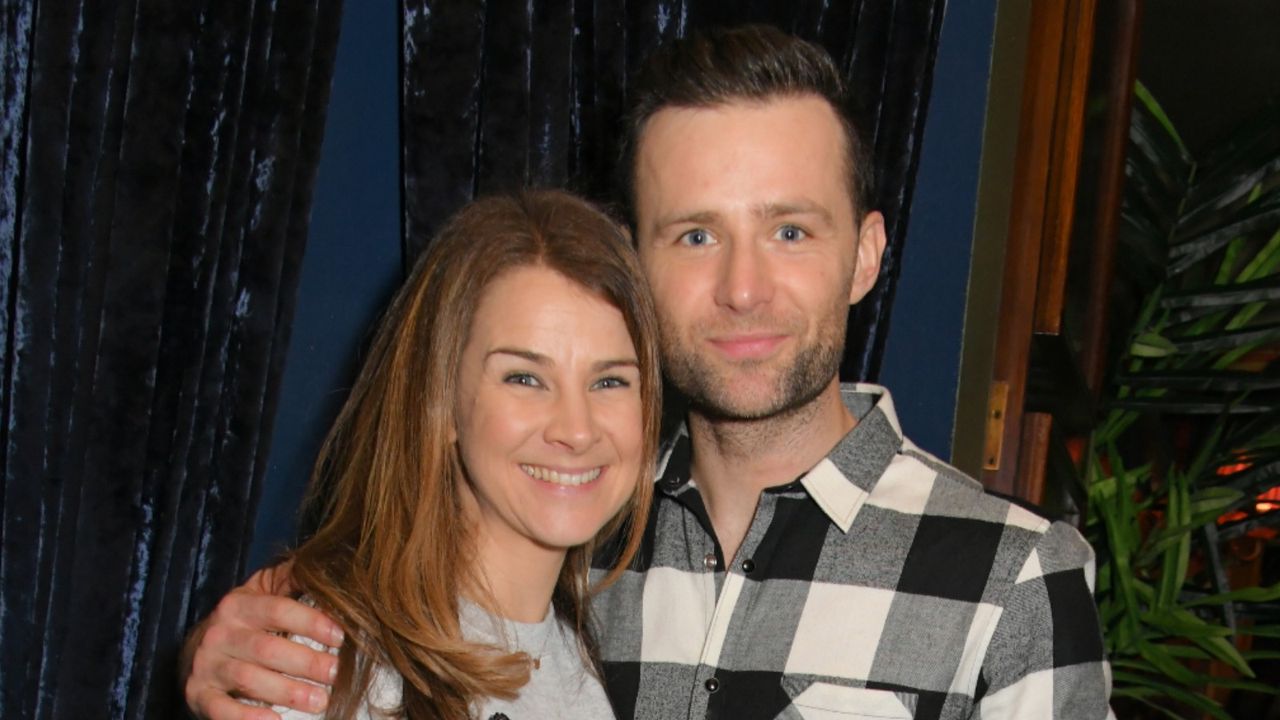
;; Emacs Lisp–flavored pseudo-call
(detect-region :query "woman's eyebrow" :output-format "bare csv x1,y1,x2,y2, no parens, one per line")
486,347,548,365
594,358,640,372
486,349,639,373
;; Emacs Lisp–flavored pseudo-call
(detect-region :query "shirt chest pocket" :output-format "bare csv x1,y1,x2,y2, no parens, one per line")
778,679,915,720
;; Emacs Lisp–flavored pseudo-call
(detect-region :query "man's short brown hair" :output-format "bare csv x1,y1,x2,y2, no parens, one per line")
617,24,875,225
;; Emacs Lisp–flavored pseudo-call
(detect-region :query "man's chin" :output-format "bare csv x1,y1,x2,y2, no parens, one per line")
664,343,842,421
676,361,840,422
684,379,793,421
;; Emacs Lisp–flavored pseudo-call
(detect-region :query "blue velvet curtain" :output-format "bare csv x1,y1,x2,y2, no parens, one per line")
0,0,945,716
400,0,948,381
0,1,342,718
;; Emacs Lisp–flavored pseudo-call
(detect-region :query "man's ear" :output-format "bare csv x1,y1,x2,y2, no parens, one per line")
849,211,887,305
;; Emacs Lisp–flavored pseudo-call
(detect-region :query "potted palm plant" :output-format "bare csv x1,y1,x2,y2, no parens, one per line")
1086,84,1280,719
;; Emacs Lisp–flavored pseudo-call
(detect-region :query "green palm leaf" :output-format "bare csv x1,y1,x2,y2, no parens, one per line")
1090,81,1280,713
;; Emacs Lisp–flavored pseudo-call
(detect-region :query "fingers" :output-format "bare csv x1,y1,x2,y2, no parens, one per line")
188,688,283,720
222,657,330,714
201,596,340,685
213,590,345,650
184,573,344,717
239,563,341,647
189,627,334,713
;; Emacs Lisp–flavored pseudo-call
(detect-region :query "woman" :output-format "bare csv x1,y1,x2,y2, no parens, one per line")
275,190,661,719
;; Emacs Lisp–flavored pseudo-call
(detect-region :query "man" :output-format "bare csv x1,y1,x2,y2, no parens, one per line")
184,25,1113,720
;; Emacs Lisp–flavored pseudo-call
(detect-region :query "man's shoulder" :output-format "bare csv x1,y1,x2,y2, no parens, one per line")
838,384,1045,527
880,441,1051,529
874,442,1095,581
836,382,1094,568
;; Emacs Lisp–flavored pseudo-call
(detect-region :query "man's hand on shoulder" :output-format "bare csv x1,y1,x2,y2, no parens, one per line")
181,561,345,720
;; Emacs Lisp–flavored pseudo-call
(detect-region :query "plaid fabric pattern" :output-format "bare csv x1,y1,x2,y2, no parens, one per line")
592,384,1113,720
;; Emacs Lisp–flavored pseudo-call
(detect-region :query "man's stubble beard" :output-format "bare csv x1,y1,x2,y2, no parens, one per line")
659,309,848,423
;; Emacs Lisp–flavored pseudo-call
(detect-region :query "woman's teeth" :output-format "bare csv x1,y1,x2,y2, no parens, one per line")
521,464,601,486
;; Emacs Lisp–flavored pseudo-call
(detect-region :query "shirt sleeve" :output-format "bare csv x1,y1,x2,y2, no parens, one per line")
974,520,1116,720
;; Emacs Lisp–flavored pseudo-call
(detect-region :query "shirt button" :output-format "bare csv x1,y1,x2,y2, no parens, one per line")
704,677,720,692
703,553,718,571
741,558,755,574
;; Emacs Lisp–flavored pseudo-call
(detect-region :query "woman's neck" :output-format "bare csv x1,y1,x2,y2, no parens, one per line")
468,531,566,623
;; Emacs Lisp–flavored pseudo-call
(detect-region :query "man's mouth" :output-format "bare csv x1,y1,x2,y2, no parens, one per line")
708,334,787,360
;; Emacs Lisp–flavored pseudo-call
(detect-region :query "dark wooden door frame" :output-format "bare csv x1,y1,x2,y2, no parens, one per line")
981,0,1145,503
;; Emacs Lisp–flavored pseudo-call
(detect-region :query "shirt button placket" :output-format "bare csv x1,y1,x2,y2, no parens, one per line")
687,667,717,720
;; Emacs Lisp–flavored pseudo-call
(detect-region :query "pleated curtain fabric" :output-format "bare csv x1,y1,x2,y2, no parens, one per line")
0,1,342,718
0,1,946,717
400,0,948,381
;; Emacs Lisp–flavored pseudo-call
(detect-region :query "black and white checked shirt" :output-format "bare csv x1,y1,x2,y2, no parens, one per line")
592,384,1113,719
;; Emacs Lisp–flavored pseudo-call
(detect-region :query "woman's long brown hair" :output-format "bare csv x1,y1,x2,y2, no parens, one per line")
288,190,661,719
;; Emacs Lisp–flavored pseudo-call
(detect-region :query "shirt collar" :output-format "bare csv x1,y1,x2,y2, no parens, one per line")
654,383,906,532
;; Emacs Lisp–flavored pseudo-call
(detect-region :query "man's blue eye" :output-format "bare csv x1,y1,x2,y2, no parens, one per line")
776,225,807,242
680,229,711,246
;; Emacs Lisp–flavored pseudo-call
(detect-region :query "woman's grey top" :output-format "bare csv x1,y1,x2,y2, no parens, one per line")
269,599,616,719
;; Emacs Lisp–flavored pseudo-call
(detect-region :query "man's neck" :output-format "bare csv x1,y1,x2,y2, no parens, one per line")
686,379,856,563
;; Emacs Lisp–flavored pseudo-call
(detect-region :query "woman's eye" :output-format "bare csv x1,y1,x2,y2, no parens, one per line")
678,229,713,247
776,225,808,243
504,372,542,388
593,376,632,390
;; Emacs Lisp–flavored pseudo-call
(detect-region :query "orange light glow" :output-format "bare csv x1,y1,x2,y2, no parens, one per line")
1218,484,1280,523
1066,438,1086,465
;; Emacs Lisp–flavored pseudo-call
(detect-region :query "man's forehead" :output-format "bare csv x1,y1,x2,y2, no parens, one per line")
637,94,841,140
633,97,849,178
632,97,854,229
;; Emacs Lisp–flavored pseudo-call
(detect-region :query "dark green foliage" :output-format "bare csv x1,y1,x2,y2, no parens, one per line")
1088,83,1280,717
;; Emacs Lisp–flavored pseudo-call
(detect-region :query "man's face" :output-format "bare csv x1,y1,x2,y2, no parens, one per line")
632,96,884,420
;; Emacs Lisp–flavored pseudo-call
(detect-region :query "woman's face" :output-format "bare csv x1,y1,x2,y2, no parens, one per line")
454,265,644,561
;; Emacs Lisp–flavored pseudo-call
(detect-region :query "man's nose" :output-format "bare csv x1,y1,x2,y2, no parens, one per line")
714,238,775,313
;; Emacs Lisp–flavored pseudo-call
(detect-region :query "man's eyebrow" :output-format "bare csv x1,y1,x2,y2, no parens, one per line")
754,200,834,225
650,202,835,233
652,210,720,230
